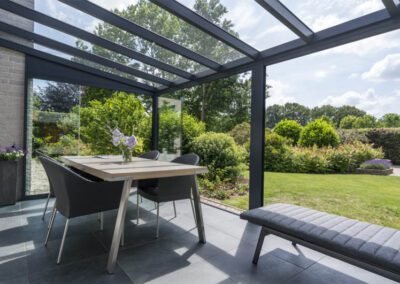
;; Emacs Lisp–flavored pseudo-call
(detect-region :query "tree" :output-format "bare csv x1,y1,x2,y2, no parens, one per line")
339,115,358,129
182,113,206,153
380,113,400,128
311,105,337,122
36,82,80,113
229,122,250,145
266,103,310,128
336,105,366,125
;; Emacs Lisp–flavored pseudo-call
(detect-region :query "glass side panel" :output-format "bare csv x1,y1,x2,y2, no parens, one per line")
32,0,206,73
90,0,245,65
158,96,182,160
177,0,299,51
280,0,385,32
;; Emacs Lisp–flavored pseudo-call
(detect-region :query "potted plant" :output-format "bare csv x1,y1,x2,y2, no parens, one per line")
0,144,25,206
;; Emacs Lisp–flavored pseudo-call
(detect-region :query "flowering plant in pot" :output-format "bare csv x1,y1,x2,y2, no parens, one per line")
0,144,25,206
111,129,137,162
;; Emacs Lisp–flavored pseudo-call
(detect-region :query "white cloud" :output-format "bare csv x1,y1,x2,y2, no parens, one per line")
349,73,359,79
319,88,398,117
90,0,138,11
315,70,328,79
351,0,383,16
362,53,400,82
266,79,295,106
311,14,344,31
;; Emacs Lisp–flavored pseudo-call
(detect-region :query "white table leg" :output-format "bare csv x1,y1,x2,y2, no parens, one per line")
191,175,206,243
106,178,132,273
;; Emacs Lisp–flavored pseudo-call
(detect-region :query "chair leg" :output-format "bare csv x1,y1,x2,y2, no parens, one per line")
41,192,51,221
136,192,140,225
121,223,125,247
100,212,104,231
57,219,70,265
44,207,57,246
155,203,160,239
190,198,197,226
173,201,177,218
253,228,268,265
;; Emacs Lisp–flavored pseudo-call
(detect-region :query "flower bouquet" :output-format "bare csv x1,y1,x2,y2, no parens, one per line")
111,129,137,162
0,144,25,161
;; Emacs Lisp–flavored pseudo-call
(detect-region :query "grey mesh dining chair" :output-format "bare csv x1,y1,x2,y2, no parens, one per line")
39,156,124,264
137,153,199,238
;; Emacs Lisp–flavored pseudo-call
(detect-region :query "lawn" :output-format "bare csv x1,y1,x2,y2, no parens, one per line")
223,172,400,229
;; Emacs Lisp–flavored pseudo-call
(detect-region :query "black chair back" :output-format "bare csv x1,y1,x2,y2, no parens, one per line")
139,150,160,160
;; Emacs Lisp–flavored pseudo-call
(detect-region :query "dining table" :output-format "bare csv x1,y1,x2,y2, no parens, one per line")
62,155,208,273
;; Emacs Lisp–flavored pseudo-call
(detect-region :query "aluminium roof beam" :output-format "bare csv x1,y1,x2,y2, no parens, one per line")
59,0,222,70
150,0,259,59
254,0,314,42
0,22,172,87
157,8,400,95
0,0,193,81
0,38,155,95
382,0,400,16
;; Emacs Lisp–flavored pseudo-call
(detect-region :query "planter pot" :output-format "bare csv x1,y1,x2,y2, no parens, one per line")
0,160,18,206
355,168,393,176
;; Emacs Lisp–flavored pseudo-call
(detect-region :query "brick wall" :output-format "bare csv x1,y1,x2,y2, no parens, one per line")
0,0,34,199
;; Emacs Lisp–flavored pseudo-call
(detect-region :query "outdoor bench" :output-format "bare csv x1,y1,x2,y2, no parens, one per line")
240,203,400,282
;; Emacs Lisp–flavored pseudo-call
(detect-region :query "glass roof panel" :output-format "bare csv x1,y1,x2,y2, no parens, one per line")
33,43,162,88
32,0,207,74
34,24,181,82
280,0,385,32
89,0,245,65
176,0,299,51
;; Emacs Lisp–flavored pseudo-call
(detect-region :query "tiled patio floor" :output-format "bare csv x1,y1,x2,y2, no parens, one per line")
0,197,397,284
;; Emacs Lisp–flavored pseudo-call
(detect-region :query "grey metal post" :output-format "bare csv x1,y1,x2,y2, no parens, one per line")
249,63,266,209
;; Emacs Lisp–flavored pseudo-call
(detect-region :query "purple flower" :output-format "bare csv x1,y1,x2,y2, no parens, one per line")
112,129,123,146
125,134,137,150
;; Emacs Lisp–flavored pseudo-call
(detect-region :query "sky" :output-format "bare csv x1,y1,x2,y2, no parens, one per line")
32,0,400,117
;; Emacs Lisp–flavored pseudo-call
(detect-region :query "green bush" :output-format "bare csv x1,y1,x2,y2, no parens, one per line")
339,115,358,129
337,129,369,144
291,147,330,173
229,122,250,145
159,106,181,153
182,113,206,154
273,119,302,145
299,118,340,147
353,115,378,129
192,132,242,181
359,163,386,170
80,92,150,155
366,128,400,164
264,132,293,172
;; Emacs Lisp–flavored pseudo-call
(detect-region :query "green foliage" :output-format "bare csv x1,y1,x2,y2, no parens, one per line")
182,113,206,154
265,103,310,128
337,129,369,144
159,106,181,153
273,119,302,145
380,113,400,128
192,132,242,181
339,115,358,129
353,115,378,129
360,163,386,170
366,128,400,164
299,119,340,147
291,147,330,174
35,82,80,113
80,92,150,155
229,122,250,145
264,131,293,172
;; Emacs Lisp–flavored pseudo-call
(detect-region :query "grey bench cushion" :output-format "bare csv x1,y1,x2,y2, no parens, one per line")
240,203,400,274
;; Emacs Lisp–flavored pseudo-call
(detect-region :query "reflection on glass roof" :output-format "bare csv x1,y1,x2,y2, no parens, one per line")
280,0,385,32
34,44,162,88
177,0,298,51
89,0,245,65
33,0,207,74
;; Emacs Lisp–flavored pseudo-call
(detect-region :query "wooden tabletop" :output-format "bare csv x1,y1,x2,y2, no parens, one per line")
62,155,208,181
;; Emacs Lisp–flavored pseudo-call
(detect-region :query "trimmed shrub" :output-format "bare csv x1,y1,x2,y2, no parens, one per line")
337,129,369,144
291,147,330,174
229,122,250,145
273,119,302,145
182,113,206,154
264,132,293,172
192,132,242,181
366,128,400,164
360,163,386,170
299,118,340,147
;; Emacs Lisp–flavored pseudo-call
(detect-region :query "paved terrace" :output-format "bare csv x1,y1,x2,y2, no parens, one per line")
0,197,396,284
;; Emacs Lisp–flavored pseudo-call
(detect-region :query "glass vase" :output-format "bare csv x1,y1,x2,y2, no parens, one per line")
121,149,132,162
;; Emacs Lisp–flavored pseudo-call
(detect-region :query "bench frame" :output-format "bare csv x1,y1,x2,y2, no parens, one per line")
253,226,400,282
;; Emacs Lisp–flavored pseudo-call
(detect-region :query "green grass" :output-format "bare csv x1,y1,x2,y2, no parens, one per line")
223,172,400,229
